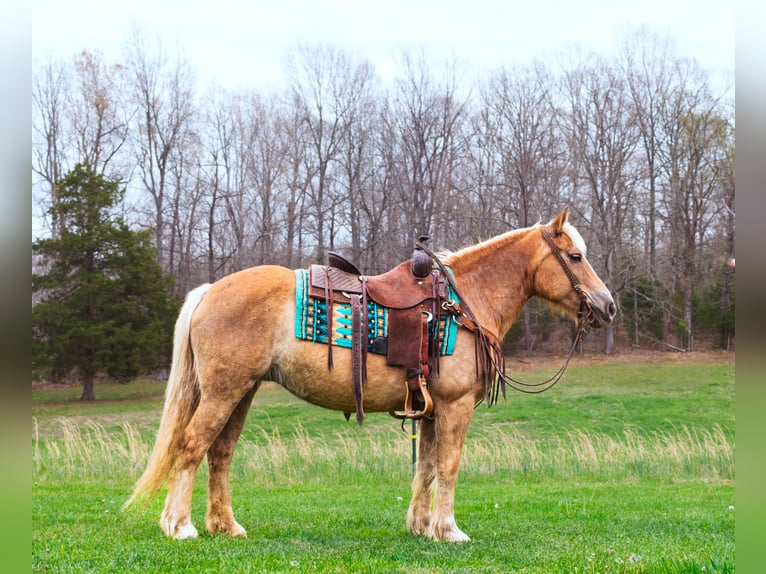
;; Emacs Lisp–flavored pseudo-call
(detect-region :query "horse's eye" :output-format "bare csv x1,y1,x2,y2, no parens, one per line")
569,252,582,263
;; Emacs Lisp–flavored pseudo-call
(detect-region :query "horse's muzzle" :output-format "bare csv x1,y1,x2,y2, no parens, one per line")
581,293,616,328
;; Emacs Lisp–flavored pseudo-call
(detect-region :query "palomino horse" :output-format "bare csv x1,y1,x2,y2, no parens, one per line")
125,207,615,542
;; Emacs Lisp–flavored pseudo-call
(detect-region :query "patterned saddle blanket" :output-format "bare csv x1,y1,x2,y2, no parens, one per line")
294,268,459,356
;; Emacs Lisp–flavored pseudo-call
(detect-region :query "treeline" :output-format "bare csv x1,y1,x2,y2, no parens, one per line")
32,28,734,354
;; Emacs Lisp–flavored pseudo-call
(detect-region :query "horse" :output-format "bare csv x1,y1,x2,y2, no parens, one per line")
124,207,615,542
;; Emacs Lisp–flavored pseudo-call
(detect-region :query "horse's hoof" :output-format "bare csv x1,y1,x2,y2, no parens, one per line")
222,521,248,538
229,521,247,538
428,518,471,542
406,509,430,536
160,512,199,540
206,516,248,538
443,528,471,542
174,522,200,540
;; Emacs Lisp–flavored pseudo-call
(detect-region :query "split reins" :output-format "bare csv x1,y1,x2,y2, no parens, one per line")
415,226,594,402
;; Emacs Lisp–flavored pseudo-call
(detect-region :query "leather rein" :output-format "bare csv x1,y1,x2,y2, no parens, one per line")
416,226,594,402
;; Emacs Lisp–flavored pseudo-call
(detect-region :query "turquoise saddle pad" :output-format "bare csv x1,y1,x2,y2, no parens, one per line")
293,269,458,355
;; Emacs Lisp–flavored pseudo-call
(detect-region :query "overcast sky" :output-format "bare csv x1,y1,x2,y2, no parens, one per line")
32,0,734,92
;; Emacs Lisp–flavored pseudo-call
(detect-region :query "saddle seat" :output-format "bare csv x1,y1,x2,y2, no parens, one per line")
308,244,450,423
309,259,446,309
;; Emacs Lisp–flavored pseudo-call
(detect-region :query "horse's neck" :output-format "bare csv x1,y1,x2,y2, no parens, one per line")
446,228,538,338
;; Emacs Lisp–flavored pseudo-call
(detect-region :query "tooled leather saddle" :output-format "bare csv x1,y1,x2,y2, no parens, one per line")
308,239,456,424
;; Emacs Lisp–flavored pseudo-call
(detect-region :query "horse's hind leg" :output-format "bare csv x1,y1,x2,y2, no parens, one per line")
160,376,257,539
407,417,437,536
205,383,260,537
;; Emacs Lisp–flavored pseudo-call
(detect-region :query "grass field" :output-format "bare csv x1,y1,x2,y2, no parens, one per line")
32,352,734,573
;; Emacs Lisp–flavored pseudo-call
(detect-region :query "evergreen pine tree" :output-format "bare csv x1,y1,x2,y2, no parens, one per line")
32,164,179,400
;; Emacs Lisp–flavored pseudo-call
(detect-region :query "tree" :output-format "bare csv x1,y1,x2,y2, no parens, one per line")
287,43,374,260
561,57,641,354
620,27,676,277
387,50,467,257
479,61,565,351
70,50,130,177
660,61,730,351
32,164,179,401
33,56,73,239
126,29,198,274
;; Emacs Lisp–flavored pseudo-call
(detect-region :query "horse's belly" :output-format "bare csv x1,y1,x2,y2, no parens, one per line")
271,342,408,413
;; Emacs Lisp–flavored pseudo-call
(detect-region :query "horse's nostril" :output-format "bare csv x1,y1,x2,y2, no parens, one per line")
608,302,616,317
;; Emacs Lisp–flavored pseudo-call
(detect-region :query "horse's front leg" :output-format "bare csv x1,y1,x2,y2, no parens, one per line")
407,416,437,536
429,394,475,542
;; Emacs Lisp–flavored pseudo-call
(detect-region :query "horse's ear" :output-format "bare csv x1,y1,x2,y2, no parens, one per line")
550,206,570,236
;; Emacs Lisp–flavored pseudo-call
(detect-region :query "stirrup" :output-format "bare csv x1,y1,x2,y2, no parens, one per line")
390,377,433,420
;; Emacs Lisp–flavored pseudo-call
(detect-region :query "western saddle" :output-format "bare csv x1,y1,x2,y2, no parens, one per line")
308,239,456,424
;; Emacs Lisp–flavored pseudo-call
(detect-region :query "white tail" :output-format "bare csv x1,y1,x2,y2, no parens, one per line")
123,283,211,508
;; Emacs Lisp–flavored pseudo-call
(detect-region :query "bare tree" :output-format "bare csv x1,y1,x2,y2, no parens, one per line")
33,57,71,237
335,84,381,270
620,27,676,277
33,51,130,238
560,56,641,354
245,93,290,265
287,44,374,260
200,88,247,279
484,61,562,229
69,50,130,177
386,49,469,258
660,60,731,350
462,99,504,242
281,92,314,268
125,29,198,274
478,61,566,351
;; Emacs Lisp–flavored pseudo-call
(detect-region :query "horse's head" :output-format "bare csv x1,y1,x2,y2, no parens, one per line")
534,207,615,328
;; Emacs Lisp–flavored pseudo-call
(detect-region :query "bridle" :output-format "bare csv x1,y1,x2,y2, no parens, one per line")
539,227,596,329
415,226,596,403
495,227,595,394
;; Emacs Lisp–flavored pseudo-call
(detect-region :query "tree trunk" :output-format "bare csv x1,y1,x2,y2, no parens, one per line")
522,305,533,353
719,264,733,350
633,288,640,347
80,371,95,401
683,279,694,351
603,324,615,355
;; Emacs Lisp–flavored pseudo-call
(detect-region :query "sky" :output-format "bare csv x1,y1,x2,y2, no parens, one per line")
32,0,735,92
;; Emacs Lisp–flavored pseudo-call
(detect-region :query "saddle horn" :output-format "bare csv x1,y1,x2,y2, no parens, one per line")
412,235,432,278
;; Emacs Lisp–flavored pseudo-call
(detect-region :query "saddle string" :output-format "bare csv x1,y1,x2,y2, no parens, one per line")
323,267,334,370
415,228,594,402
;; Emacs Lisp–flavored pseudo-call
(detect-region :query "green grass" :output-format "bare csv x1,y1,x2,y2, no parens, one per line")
32,354,734,573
